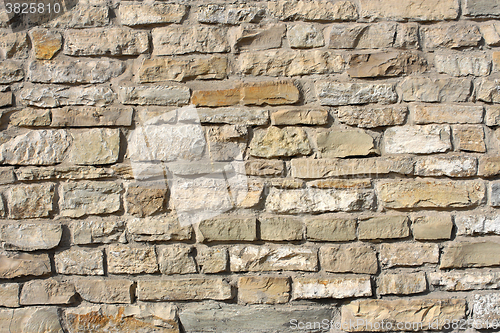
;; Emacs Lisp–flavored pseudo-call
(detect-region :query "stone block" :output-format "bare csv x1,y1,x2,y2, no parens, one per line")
238,276,290,304
54,247,104,276
60,181,122,218
380,243,439,267
107,244,158,274
320,244,378,274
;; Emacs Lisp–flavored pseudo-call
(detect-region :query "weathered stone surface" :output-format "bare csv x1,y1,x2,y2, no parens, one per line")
0,129,70,165
441,241,500,268
127,215,193,242
479,156,500,177
421,23,482,49
157,245,197,275
305,216,356,242
337,105,407,128
60,181,121,218
64,28,149,56
377,179,485,209
75,278,133,304
69,128,120,165
268,0,358,21
342,299,466,331
413,214,453,240
65,303,180,333
48,5,109,29
20,278,76,305
395,23,420,49
317,82,397,106
413,104,483,124
476,78,500,103
481,23,500,46
239,276,290,304
10,108,51,127
54,248,104,276
291,157,414,178
435,54,491,76
28,59,124,84
138,278,232,301
230,245,318,272
16,166,114,181
0,31,28,59
70,217,125,244
0,92,12,107
249,126,311,158
119,85,190,106
0,167,14,184
348,52,427,78
0,307,64,332
29,29,62,60
288,24,324,48
358,215,409,241
266,187,374,214
197,4,264,24
328,24,366,49
293,276,371,300
259,216,303,241
320,244,378,274
492,181,500,207
317,129,378,158
271,109,328,125
0,222,61,251
455,214,500,236
0,60,23,83
199,108,269,126
242,81,300,106
239,49,345,77
359,0,459,21
179,302,332,333
383,125,451,154
233,24,285,52
107,244,158,274
464,0,500,17
153,26,229,56
197,216,257,242
429,271,500,291
0,284,19,307
0,251,51,279
414,155,477,177
119,3,187,26
8,183,54,219
125,181,167,217
400,77,472,102
20,85,116,107
196,246,228,274
139,56,227,82
191,88,241,107
453,125,486,153
377,272,427,296
357,23,399,49
472,293,500,322
380,243,439,267
51,106,133,127
486,106,500,126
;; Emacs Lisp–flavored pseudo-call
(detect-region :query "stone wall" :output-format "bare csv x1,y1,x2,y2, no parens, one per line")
1,0,500,332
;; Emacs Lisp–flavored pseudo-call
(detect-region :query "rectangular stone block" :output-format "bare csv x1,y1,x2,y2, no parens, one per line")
233,24,285,52
305,216,356,242
59,181,122,218
197,216,257,242
455,214,500,236
412,214,453,240
421,23,482,49
126,215,193,242
54,247,104,276
230,245,318,272
119,3,187,26
8,184,54,219
292,275,371,300
0,222,61,251
435,54,491,76
70,217,126,245
152,26,229,56
464,0,500,17
348,52,427,78
249,126,311,158
414,155,477,177
268,0,358,21
198,108,269,126
69,128,120,165
308,179,372,190
358,215,410,241
157,245,197,275
413,104,483,124
379,243,439,267
0,92,12,107
0,31,28,59
238,276,290,304
429,271,500,291
441,241,500,268
74,278,133,304
377,272,427,296
259,216,303,241
107,244,158,274
49,5,110,28
265,188,375,214
479,156,500,177
453,124,486,153
477,78,500,103
51,106,133,127
337,105,407,128
119,85,190,106
0,60,24,83
20,85,115,108
317,82,397,106
359,0,459,21
271,109,329,125
0,251,51,279
137,278,232,301
486,106,500,126
197,4,265,24
20,278,76,305
10,108,51,127
377,179,485,209
241,81,300,106
400,77,472,102
320,244,378,274
0,284,19,307
64,27,149,56
196,246,228,274
244,160,284,177
139,56,227,82
316,129,378,158
472,293,500,322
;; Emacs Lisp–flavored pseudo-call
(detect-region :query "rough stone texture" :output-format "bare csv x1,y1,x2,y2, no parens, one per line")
0,307,64,332
414,155,477,177
54,248,104,276
74,278,133,304
492,182,500,207
10,108,51,127
337,105,407,128
70,218,125,245
271,109,328,125
238,276,290,304
20,278,76,305
259,216,303,241
476,78,500,103
0,251,51,279
486,106,500,126
348,52,427,78
383,125,451,154
412,214,454,240
0,92,12,107
59,181,122,218
380,243,439,267
199,108,269,125
421,23,482,49
472,293,500,322
429,271,500,291
197,4,264,24
268,0,358,21
64,28,149,56
305,217,357,242
292,276,371,300
342,299,466,331
0,284,19,307
455,214,500,236
249,126,311,158
233,24,285,52
69,128,120,165
197,246,228,273
287,24,324,48
107,245,158,274
413,104,483,124
441,241,500,268
157,245,197,275
29,29,62,60
320,244,378,274
48,5,110,29
51,106,133,127
0,222,61,251
316,129,378,158
119,85,190,106
0,60,24,83
400,77,472,102
377,179,485,209
479,156,500,177
377,272,427,295
138,278,232,301
126,215,193,242
435,54,491,77
453,125,486,153
139,56,227,82
8,183,54,219
230,245,318,272
481,23,500,46
125,181,167,217
20,85,116,108
464,0,500,17
0,31,28,59
197,216,257,242
359,0,459,21
317,81,397,106
119,3,187,26
358,215,409,241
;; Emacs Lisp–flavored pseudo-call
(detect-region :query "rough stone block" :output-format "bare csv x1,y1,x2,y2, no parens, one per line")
20,278,76,305
238,276,290,304
0,60,24,83
54,247,104,276
10,108,51,127
454,214,500,236
292,275,371,300
348,52,427,78
400,77,472,102
126,215,193,242
429,271,500,291
317,81,397,106
119,85,190,106
377,272,427,296
49,5,110,29
71,217,126,244
287,24,324,48
320,244,378,274
464,0,500,17
358,215,409,241
139,56,227,82
479,156,500,177
249,126,311,158
414,155,477,177
421,23,482,49
137,278,232,301
441,241,500,268
8,184,54,219
198,4,264,24
380,243,439,267
453,125,486,153
259,216,303,241
412,214,453,240
107,244,158,274
435,54,491,76
125,181,167,217
268,0,358,21
60,181,122,218
359,0,459,21
271,109,328,125
0,284,19,307
197,216,257,242
316,129,378,158
413,104,483,124
69,128,120,165
0,222,61,251
384,125,451,155
157,245,197,275
0,31,28,59
29,29,62,60
74,278,133,304
233,24,285,52
51,106,133,127
0,251,51,279
486,106,500,126
0,307,63,332
196,246,228,273
305,216,357,242
119,3,187,26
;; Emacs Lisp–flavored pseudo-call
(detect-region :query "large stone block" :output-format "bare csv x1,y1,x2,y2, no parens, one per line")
435,54,491,76
453,124,486,153
54,247,104,276
51,106,133,127
477,78,500,103
119,3,187,26
429,271,500,291
137,278,232,301
379,243,439,267
197,4,264,24
126,215,193,242
74,278,133,304
0,222,61,251
0,31,28,59
288,24,324,48
10,108,51,127
0,307,64,333
412,214,453,240
414,155,477,177
359,0,459,21
337,105,407,128
316,129,378,158
0,60,23,83
271,109,328,125
249,126,311,158
305,216,356,242
29,29,62,60
358,215,409,241
125,181,167,217
421,23,482,49
198,108,269,126
196,216,257,242
317,81,397,106
238,276,290,304
348,52,427,78
320,244,378,274
70,217,126,244
464,0,500,17
196,246,228,274
107,244,158,274
157,245,197,275
377,272,427,296
441,241,500,268
268,0,358,21
69,128,120,165
400,77,472,102
49,5,110,28
0,284,19,308
413,104,483,124
0,251,51,279
383,125,451,154
60,181,122,218
20,278,76,305
119,85,190,106
233,24,285,52
292,276,371,300
454,214,500,236
139,56,227,82
20,85,116,107
8,184,54,219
